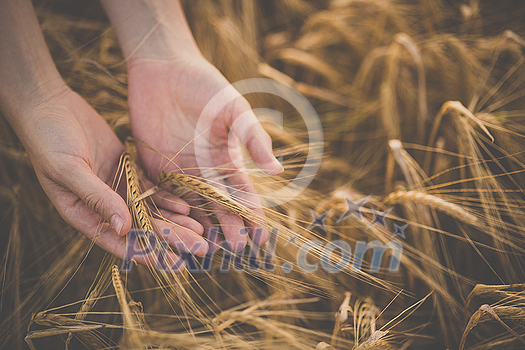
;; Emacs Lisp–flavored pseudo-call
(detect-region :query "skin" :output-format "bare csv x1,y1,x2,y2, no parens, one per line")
0,0,282,269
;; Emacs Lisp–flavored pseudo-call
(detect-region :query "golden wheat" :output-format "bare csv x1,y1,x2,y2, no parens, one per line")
384,190,478,226
5,1,525,349
122,152,155,235
157,171,266,225
460,304,525,350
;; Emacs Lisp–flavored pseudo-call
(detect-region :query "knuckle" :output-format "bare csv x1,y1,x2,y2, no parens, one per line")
229,97,251,118
84,191,106,216
260,131,272,145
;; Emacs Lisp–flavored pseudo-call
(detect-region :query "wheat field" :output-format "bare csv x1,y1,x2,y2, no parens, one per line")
2,0,525,349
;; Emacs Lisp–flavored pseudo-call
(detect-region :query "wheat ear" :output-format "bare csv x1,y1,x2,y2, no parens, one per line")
111,264,146,350
158,171,256,221
122,152,155,234
385,190,478,226
111,265,134,326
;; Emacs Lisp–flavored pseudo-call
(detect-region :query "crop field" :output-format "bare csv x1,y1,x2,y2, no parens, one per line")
2,0,525,349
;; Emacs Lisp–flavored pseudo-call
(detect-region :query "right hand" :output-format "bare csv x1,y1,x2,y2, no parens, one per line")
0,0,208,269
12,85,207,266
127,56,283,251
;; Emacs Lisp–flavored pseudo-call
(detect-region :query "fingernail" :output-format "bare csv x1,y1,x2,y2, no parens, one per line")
191,241,209,256
110,214,124,235
272,157,284,175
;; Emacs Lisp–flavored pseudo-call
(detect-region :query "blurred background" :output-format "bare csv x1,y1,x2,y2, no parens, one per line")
2,0,525,349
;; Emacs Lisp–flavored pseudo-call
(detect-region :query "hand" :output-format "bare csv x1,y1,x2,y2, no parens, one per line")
0,0,206,270
12,86,207,266
127,55,283,250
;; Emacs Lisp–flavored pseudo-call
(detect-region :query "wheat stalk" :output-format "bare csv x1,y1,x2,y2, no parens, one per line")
122,152,155,235
459,304,525,350
111,264,146,348
385,190,478,226
158,171,264,225
111,265,134,326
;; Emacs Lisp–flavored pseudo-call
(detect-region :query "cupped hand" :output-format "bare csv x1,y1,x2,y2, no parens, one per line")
127,55,283,250
16,86,207,266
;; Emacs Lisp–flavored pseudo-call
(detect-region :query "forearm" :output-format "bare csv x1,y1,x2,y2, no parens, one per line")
100,0,202,62
0,0,66,132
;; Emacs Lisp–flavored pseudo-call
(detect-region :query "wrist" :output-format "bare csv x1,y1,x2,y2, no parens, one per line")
102,0,202,63
0,0,69,132
125,24,202,64
1,78,70,146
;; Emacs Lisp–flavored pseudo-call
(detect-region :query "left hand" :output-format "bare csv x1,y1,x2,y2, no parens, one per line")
127,55,282,250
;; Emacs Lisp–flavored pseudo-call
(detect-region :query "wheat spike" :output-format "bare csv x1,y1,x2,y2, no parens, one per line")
65,284,103,348
75,286,99,322
111,265,147,329
111,265,133,326
111,264,144,349
385,190,478,226
122,152,155,234
158,171,254,220
459,304,525,350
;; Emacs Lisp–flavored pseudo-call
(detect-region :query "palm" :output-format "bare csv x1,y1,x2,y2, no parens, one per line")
128,57,242,179
128,57,281,248
25,90,129,254
28,89,205,264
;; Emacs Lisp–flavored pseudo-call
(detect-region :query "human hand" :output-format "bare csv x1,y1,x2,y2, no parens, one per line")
127,55,283,250
100,0,282,250
8,86,207,265
0,0,206,269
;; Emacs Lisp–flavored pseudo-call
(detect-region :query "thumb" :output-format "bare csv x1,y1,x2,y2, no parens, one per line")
62,165,132,236
230,108,284,175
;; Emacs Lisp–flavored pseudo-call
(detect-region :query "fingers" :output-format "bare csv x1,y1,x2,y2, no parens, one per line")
137,176,191,215
184,191,246,251
207,120,270,246
185,193,224,253
149,189,191,215
152,215,208,256
155,209,204,235
87,206,207,272
59,163,132,236
91,227,186,273
50,187,189,273
212,203,246,251
225,172,269,245
186,192,215,230
201,174,252,250
229,107,283,176
223,100,278,245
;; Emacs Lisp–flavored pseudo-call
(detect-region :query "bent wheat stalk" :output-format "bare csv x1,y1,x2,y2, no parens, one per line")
158,171,266,226
385,190,478,226
111,265,143,347
122,152,155,235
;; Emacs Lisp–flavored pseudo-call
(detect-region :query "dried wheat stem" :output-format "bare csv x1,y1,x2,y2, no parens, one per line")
76,286,99,321
459,305,525,350
111,265,136,330
385,190,478,226
158,171,253,220
122,152,154,234
32,312,85,328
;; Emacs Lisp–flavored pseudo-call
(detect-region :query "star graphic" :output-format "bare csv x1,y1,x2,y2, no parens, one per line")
337,195,370,223
307,209,330,232
284,209,331,247
392,223,408,239
367,208,392,229
284,233,300,247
